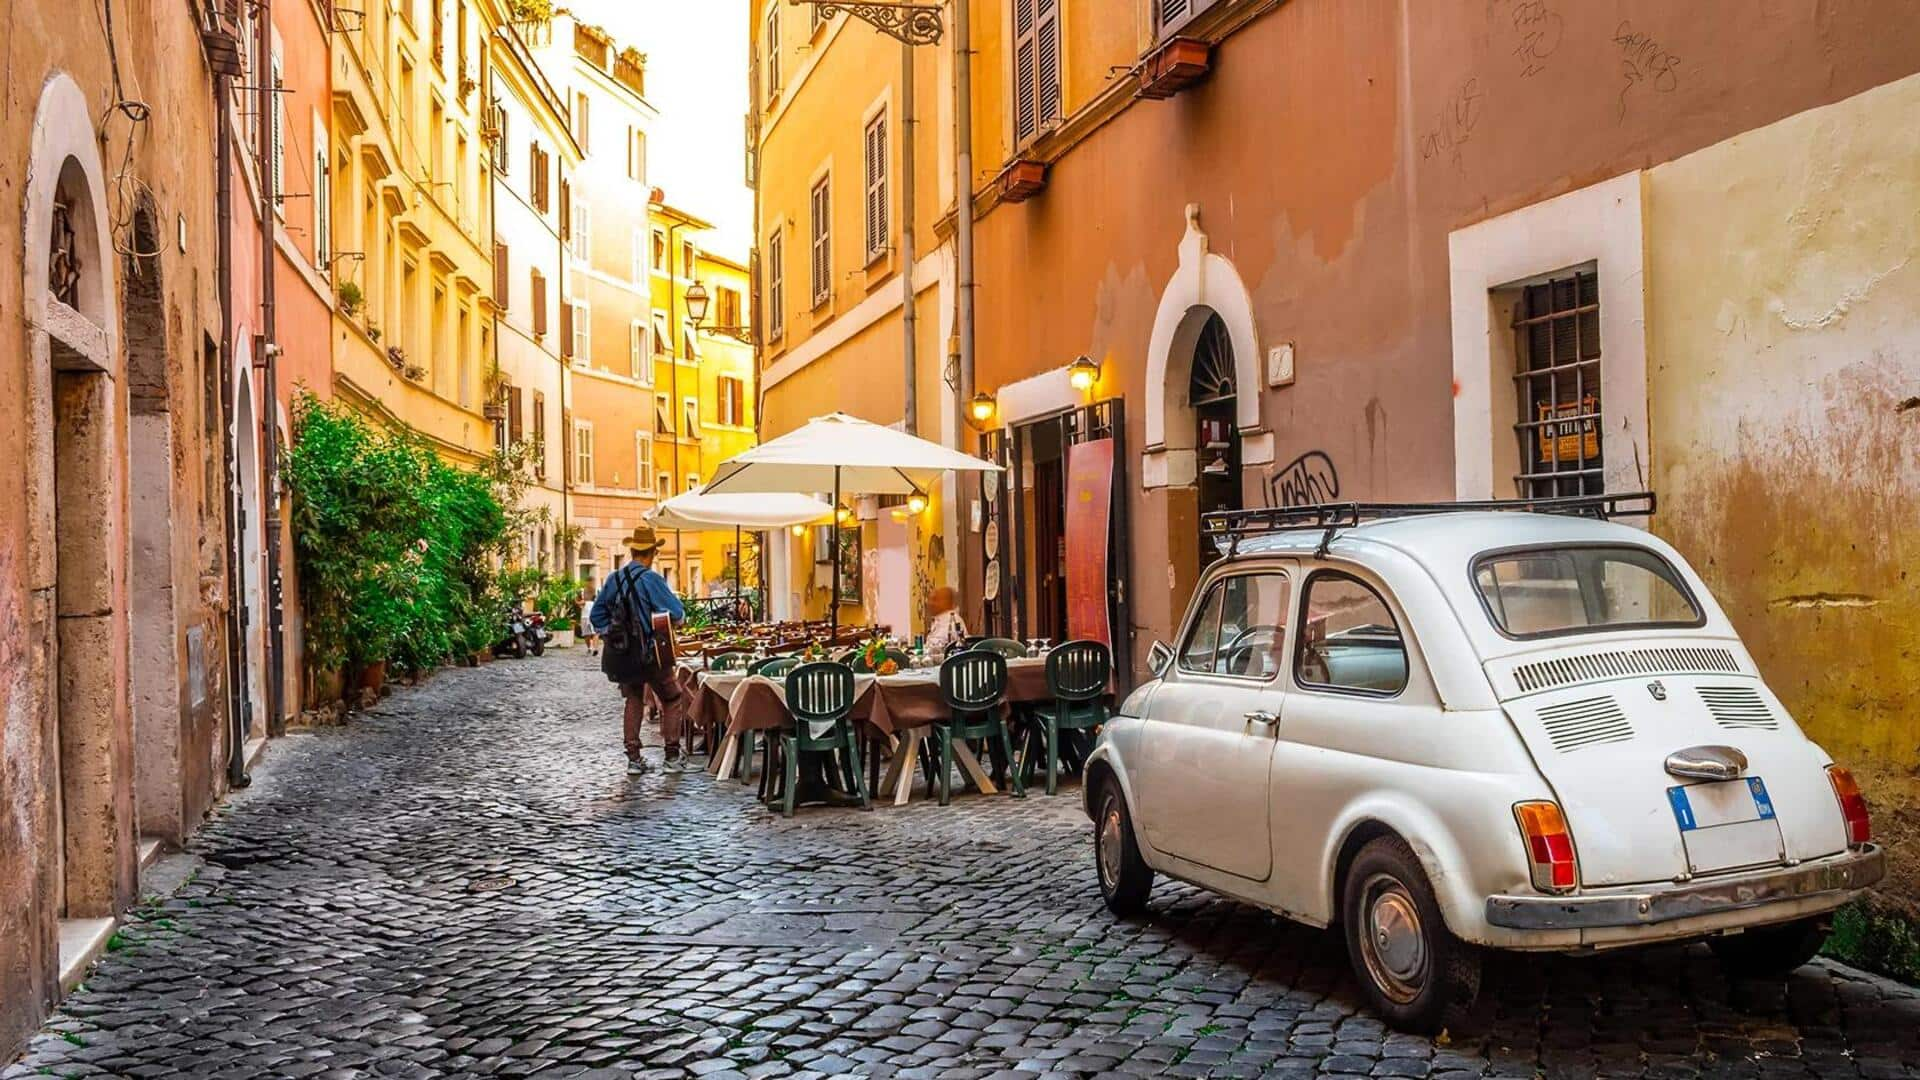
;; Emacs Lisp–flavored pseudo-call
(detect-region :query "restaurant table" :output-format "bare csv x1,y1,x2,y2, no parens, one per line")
694,658,1055,805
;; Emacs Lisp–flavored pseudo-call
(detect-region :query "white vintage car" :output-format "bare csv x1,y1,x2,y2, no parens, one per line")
1085,495,1883,1032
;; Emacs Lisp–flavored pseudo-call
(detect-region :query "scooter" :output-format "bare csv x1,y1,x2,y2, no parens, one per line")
526,611,551,656
493,607,545,658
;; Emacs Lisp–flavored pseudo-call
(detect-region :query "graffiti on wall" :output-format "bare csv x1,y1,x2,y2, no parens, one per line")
1265,451,1342,508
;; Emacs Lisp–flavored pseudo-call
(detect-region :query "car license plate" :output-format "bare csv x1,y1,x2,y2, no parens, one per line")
1668,777,1784,874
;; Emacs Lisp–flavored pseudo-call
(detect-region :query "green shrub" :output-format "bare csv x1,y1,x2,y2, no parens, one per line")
285,391,520,677
1824,901,1920,985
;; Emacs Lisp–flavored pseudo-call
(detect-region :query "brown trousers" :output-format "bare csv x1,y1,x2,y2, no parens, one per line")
620,663,686,759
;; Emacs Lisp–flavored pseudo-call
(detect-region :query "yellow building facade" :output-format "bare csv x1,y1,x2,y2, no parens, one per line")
665,248,759,598
750,4,951,632
328,0,503,463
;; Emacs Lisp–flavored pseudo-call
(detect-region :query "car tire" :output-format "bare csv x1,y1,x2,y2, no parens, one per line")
1093,780,1153,916
1342,835,1482,1034
1709,916,1827,978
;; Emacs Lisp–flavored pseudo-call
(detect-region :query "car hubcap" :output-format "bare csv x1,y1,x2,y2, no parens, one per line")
1361,873,1427,1004
1098,798,1123,891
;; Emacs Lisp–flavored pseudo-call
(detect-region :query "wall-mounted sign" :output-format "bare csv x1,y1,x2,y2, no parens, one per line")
985,519,1000,559
1536,394,1601,465
983,558,1001,602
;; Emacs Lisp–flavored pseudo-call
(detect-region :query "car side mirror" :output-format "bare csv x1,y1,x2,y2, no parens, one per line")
1147,640,1173,678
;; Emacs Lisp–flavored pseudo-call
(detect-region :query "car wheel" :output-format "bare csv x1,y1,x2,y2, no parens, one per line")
1342,835,1481,1034
1093,780,1153,916
1709,917,1827,978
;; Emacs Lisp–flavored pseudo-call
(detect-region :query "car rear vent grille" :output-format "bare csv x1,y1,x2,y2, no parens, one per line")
1513,646,1740,693
1537,696,1634,752
1699,686,1778,730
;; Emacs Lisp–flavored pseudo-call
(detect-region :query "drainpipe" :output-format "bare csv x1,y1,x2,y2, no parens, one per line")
665,215,687,580
216,66,250,790
899,40,917,436
258,0,286,738
953,0,976,432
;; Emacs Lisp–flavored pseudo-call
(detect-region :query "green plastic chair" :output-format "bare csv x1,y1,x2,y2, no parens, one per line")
775,663,868,817
1026,640,1111,795
972,637,1028,660
728,656,804,782
707,651,754,672
933,651,1023,805
748,655,800,677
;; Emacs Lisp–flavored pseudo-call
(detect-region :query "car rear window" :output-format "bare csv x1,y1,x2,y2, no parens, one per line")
1473,545,1704,639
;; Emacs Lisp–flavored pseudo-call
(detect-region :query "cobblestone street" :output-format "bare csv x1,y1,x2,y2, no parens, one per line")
9,652,1919,1080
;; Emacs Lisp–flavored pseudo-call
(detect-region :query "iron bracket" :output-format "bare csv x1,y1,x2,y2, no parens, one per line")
788,0,944,46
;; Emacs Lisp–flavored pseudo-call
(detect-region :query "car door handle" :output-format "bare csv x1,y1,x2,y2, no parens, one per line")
1244,710,1278,730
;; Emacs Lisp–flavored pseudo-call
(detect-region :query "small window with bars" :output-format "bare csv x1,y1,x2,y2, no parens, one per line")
1512,266,1602,498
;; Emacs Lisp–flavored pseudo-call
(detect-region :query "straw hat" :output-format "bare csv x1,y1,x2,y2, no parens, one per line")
622,524,664,555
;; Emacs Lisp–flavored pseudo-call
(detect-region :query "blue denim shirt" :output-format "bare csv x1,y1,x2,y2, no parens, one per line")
589,562,685,635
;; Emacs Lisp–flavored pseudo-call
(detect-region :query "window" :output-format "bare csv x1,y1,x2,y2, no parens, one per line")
656,470,672,496
1513,267,1602,497
1154,0,1220,38
1295,573,1407,695
631,229,646,283
506,383,523,443
683,396,700,435
766,229,785,338
1177,573,1290,678
717,375,746,426
686,473,701,493
430,0,444,66
572,91,591,153
529,142,550,212
682,240,696,279
492,241,510,307
569,300,589,362
569,200,590,260
764,5,781,106
1474,545,1704,640
651,228,667,271
716,286,743,329
1012,0,1062,147
627,126,647,183
809,176,831,307
637,432,656,492
629,320,649,381
313,119,331,269
572,420,594,484
654,392,672,434
651,310,671,356
863,112,888,260
457,303,472,406
531,390,547,479
270,45,285,215
530,268,547,336
491,104,510,173
682,317,700,359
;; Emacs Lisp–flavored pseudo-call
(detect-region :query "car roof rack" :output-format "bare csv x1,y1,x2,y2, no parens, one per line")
1203,491,1657,559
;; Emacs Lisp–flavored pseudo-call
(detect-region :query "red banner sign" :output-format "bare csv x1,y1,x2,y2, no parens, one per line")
1065,438,1114,646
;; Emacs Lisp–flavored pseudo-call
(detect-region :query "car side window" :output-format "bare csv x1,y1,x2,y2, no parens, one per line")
1296,572,1408,695
1179,573,1290,679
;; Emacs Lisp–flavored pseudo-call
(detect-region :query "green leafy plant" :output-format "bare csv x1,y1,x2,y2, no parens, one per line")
336,280,364,316
547,617,573,632
507,0,553,22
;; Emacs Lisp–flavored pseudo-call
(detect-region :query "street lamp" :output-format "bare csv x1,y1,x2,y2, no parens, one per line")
685,280,710,323
1068,354,1100,392
969,391,997,427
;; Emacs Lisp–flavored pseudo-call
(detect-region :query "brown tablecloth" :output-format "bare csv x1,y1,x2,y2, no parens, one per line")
698,659,1055,742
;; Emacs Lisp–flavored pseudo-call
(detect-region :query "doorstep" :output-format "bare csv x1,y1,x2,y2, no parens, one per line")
138,835,166,870
244,735,269,771
56,917,115,994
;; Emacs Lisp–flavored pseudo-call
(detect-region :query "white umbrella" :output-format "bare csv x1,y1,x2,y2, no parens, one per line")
646,491,834,531
702,413,1002,631
647,492,833,622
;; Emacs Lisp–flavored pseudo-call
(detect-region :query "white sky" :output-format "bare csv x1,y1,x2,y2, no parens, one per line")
569,1,752,258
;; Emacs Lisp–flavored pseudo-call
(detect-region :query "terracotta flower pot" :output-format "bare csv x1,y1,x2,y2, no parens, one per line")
354,660,387,694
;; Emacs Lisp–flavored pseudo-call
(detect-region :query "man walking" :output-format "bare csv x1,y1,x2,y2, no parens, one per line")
590,525,690,774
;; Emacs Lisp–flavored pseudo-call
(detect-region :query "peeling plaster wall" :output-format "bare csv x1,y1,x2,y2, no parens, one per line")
1647,72,1920,916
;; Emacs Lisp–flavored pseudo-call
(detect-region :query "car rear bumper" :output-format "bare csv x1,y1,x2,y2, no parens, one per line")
1485,845,1884,931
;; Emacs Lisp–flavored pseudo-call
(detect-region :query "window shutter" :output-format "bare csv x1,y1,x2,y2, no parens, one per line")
1036,0,1061,133
531,391,546,478
270,52,286,208
1013,0,1038,145
1157,0,1217,37
508,385,523,443
559,180,571,241
493,242,509,307
810,178,830,305
531,269,547,336
767,231,785,337
864,114,887,259
560,301,574,358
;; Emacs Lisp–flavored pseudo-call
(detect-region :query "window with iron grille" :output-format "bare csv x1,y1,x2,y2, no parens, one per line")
1012,0,1061,147
1512,267,1602,497
809,177,831,306
864,112,888,260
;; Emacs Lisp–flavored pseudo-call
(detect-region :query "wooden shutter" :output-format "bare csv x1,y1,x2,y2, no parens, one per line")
531,269,547,336
1036,0,1061,133
559,300,573,358
810,178,830,305
493,241,510,308
559,179,571,240
531,391,546,478
1157,0,1217,37
1013,0,1037,144
767,231,784,336
508,385,523,443
864,114,887,259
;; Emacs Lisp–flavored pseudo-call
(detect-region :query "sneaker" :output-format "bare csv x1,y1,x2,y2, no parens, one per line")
626,756,648,775
663,753,690,774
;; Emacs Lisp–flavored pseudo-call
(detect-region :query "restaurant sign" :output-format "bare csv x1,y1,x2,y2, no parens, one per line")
1065,438,1114,646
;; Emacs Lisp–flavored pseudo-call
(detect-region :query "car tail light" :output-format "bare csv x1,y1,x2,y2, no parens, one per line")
1827,766,1871,846
1514,801,1578,894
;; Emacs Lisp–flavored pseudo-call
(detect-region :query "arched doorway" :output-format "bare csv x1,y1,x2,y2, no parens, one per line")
22,74,135,921
1189,312,1242,568
233,357,267,744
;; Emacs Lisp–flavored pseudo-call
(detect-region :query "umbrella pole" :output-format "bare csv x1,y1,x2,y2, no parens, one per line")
734,524,741,619
830,466,841,638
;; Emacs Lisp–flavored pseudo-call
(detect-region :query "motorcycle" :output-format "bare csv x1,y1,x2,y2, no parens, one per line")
493,606,548,659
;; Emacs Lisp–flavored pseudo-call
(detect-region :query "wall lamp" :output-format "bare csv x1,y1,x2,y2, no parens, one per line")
1068,354,1101,392
969,391,997,426
906,489,929,515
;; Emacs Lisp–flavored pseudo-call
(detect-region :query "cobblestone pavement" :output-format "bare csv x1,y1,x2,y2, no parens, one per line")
10,652,1920,1080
